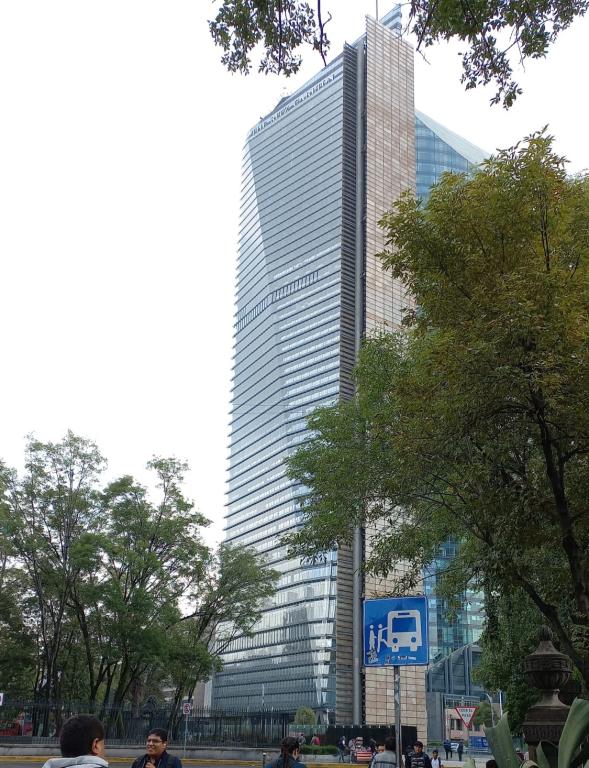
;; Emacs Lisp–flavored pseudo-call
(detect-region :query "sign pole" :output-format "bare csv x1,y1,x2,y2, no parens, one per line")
363,594,429,767
394,666,402,765
182,701,192,757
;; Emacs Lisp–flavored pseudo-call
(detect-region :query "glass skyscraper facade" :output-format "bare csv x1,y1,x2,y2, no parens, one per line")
214,7,486,729
415,110,487,201
413,110,487,665
217,51,356,712
424,542,485,664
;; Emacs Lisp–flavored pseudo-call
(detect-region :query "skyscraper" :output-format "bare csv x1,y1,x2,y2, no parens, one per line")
213,7,486,732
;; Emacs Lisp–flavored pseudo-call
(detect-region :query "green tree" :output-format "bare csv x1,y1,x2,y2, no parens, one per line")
209,1,588,106
0,504,36,697
0,432,105,732
287,133,589,689
166,543,278,732
473,589,541,731
295,705,317,725
0,433,278,732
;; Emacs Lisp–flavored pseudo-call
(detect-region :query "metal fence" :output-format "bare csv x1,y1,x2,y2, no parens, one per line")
0,699,292,747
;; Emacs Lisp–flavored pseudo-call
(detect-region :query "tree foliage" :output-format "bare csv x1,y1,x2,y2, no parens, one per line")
295,705,317,725
473,589,541,731
0,488,36,697
0,432,277,733
209,0,330,76
209,1,588,106
473,700,494,729
287,133,589,689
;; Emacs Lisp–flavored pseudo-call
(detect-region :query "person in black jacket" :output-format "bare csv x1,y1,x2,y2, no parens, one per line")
132,729,182,768
406,742,431,768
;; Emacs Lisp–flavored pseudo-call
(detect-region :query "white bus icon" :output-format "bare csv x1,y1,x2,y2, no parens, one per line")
388,609,421,652
369,608,422,655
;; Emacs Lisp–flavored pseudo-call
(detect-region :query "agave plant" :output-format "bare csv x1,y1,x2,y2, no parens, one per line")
485,699,589,768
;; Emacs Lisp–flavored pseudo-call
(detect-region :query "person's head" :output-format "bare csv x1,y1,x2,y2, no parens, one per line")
432,751,438,758
486,760,498,768
414,742,424,754
60,715,105,759
281,736,301,764
146,728,168,760
384,737,395,753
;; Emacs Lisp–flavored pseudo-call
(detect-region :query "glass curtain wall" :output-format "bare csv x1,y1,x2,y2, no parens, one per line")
415,112,487,662
213,52,357,712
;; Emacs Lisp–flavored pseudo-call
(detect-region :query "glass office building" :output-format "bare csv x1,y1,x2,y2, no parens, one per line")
424,542,485,663
213,7,486,728
216,49,355,713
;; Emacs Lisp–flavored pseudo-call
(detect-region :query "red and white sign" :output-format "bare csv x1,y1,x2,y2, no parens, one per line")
455,706,478,728
182,702,192,715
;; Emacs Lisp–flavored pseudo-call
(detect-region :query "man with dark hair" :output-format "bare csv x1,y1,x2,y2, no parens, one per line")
371,737,396,768
41,715,107,768
406,742,431,768
132,729,182,768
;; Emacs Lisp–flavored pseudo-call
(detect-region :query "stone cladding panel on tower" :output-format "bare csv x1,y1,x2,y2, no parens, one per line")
362,16,427,741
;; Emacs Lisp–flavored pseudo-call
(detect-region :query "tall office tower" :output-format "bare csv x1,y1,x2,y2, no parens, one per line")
213,7,486,730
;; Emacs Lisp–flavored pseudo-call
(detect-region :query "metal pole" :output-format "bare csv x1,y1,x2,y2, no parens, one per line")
352,529,363,724
183,711,188,757
394,666,402,766
352,10,366,730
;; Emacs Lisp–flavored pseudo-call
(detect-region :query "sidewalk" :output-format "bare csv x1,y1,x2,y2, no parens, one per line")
0,746,493,768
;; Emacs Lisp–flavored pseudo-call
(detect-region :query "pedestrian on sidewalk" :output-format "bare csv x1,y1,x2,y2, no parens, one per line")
371,737,396,768
457,741,464,763
443,740,452,761
338,736,348,763
349,737,357,763
132,729,182,768
431,749,443,768
269,736,307,768
406,741,432,768
41,714,108,768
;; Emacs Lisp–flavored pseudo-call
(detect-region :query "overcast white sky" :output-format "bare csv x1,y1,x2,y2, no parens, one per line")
1,1,587,546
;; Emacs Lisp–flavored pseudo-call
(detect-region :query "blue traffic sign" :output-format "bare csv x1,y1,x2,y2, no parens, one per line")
364,596,429,666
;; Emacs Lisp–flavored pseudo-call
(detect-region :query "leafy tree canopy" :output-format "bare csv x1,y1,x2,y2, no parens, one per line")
473,588,541,731
287,133,589,690
209,0,588,106
0,432,278,733
295,705,317,725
